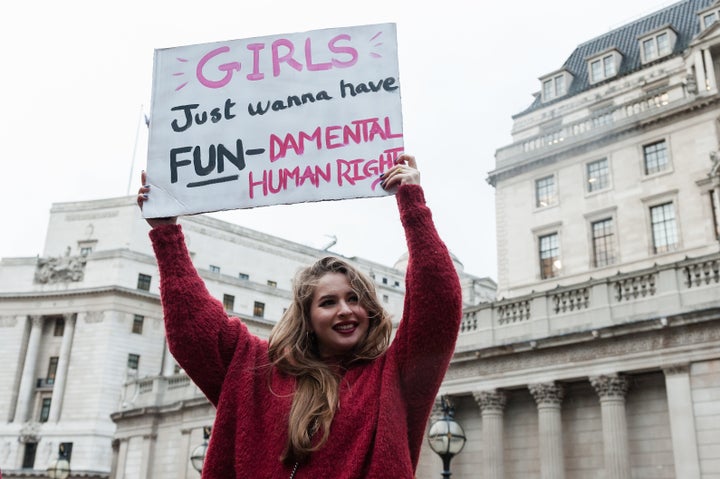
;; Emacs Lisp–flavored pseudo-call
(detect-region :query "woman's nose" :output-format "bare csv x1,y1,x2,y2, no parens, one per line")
337,301,352,316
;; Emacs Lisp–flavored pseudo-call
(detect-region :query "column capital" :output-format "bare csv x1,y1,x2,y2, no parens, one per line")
29,315,44,327
473,390,507,412
662,363,690,376
62,312,77,322
529,382,564,406
590,374,630,399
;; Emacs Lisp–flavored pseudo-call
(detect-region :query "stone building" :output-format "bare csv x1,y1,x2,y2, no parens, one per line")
415,1,720,478
0,195,493,478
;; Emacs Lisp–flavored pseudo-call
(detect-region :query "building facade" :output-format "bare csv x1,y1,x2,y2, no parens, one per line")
0,196,493,478
415,1,720,478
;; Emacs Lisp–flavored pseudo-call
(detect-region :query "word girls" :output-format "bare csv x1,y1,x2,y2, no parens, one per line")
193,33,362,90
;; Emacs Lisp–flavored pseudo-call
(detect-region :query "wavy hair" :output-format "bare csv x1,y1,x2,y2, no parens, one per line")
267,256,393,465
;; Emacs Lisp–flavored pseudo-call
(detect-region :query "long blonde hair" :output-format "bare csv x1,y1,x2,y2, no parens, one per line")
267,257,392,465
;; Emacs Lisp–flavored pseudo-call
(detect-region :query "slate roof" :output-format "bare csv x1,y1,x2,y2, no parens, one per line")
515,0,717,118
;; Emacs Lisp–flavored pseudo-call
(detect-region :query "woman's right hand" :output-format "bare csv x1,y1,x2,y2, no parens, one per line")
137,171,178,228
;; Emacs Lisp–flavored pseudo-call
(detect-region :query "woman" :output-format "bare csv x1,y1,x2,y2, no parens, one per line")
138,154,462,478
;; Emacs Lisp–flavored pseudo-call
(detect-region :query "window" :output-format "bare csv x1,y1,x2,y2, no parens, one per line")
394,280,400,287
209,265,221,273
59,442,73,461
535,175,557,208
650,202,678,254
223,294,235,311
22,442,37,469
640,30,673,63
539,233,561,279
127,353,140,370
702,10,718,29
238,272,249,280
267,280,277,288
80,246,93,256
253,301,265,318
586,158,609,192
643,140,669,175
589,52,619,83
47,357,59,385
39,398,52,422
382,294,389,303
591,218,616,267
382,277,388,285
711,189,720,240
53,317,65,336
541,73,568,101
137,273,151,291
132,315,144,334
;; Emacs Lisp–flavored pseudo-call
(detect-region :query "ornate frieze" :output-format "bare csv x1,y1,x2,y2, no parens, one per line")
35,247,87,284
447,321,720,381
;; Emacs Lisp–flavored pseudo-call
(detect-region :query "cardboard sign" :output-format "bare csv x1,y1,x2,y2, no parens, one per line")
143,23,404,218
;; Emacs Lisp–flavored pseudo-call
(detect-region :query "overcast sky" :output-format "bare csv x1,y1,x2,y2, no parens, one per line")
0,0,676,278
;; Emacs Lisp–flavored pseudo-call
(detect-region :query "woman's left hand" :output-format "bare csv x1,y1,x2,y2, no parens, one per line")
380,154,420,190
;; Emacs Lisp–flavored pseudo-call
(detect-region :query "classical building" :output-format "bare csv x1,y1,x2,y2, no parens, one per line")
0,196,493,478
415,1,720,478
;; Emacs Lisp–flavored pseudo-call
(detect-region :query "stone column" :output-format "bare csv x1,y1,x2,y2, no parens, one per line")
161,338,177,376
704,48,717,92
529,382,566,479
14,316,44,423
114,438,129,479
663,364,701,479
590,374,631,479
473,390,506,479
139,433,157,478
48,313,76,422
180,428,194,479
695,50,708,93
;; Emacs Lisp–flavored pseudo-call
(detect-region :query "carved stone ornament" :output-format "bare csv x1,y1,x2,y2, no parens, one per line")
529,382,565,406
473,390,507,412
590,374,630,399
35,246,87,284
18,421,41,443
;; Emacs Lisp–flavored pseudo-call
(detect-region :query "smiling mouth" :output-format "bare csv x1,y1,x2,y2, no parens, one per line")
333,323,357,333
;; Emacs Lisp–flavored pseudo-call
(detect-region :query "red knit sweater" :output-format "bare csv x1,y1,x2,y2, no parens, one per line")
150,184,463,478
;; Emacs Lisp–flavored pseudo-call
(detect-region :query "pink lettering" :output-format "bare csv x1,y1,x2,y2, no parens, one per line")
272,39,303,77
196,47,241,89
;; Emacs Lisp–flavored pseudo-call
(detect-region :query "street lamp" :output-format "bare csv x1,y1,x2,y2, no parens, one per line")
190,426,211,473
427,396,466,479
47,444,71,479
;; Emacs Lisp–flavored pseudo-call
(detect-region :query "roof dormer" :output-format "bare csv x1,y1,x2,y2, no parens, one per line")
638,25,677,64
586,48,623,84
539,69,574,102
699,1,720,30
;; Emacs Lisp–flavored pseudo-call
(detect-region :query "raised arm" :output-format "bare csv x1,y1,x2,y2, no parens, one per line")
138,173,250,405
383,155,463,414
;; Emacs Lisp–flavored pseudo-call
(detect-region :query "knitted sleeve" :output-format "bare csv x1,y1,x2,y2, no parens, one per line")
391,184,463,444
149,224,256,406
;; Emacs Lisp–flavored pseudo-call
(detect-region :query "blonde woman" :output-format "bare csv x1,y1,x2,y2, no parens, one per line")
138,154,462,478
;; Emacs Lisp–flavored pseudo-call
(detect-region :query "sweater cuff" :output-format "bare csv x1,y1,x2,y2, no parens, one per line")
395,184,426,209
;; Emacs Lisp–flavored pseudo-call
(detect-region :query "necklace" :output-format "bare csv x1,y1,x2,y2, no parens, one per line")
288,418,319,479
289,461,299,479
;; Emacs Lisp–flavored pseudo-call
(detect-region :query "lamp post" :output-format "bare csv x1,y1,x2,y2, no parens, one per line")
190,426,211,474
427,396,466,479
47,444,71,479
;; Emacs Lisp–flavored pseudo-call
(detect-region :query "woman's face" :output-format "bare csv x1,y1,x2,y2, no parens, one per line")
309,272,370,359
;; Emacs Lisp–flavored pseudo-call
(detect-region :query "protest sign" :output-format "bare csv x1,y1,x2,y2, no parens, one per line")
143,23,404,218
